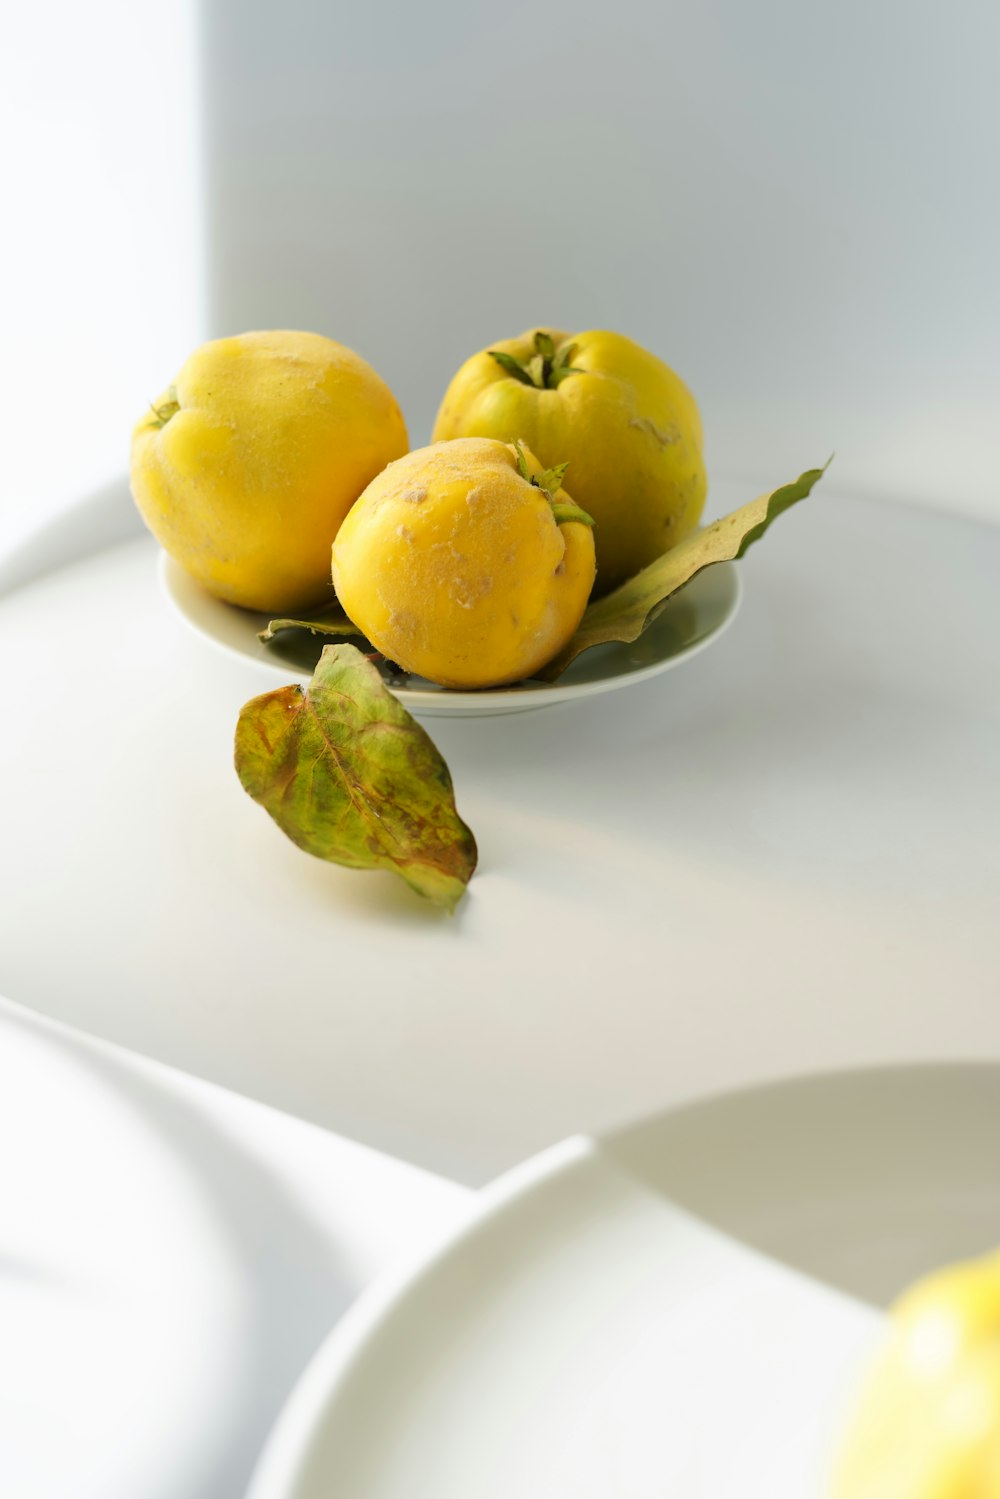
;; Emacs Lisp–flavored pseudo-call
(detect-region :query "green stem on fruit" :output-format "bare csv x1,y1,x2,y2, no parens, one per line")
550,501,595,527
488,331,585,390
512,440,595,528
148,386,180,429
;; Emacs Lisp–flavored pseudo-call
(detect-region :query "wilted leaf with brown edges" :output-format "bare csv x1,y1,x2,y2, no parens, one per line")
235,644,477,911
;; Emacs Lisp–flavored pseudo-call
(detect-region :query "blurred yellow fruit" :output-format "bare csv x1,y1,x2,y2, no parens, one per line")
331,437,596,689
834,1250,1000,1499
130,329,408,612
432,327,705,595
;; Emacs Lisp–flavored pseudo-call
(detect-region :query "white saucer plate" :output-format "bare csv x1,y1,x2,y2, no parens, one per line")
248,1065,1000,1499
160,553,741,718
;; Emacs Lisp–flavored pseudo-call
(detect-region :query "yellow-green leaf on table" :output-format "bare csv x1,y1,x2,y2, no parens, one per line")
538,462,830,681
235,643,477,912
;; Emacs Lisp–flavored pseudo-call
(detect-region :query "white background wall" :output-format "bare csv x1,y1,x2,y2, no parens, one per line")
4,0,999,550
0,1,203,554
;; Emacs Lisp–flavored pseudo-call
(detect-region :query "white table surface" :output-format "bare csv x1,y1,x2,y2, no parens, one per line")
1,478,998,1185
0,995,470,1499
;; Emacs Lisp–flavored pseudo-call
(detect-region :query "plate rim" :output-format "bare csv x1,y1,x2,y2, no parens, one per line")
159,552,743,714
245,1059,998,1499
246,1134,592,1499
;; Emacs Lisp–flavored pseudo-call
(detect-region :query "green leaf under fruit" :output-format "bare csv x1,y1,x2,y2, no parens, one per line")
235,644,477,912
538,463,829,680
258,609,364,644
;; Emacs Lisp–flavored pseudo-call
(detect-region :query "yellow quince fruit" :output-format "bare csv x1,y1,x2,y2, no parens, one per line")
432,327,705,595
131,330,408,612
330,437,596,689
834,1249,1000,1499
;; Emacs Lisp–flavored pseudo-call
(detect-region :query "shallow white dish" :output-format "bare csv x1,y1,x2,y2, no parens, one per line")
160,552,741,717
248,1065,1000,1499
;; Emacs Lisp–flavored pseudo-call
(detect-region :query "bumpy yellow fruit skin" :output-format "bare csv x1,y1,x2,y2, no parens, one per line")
834,1251,1000,1499
432,328,705,595
130,330,408,613
331,438,596,689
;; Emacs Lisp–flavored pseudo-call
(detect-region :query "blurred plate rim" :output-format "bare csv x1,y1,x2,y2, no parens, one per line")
246,1060,1000,1499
